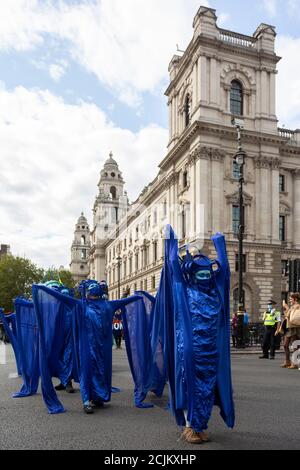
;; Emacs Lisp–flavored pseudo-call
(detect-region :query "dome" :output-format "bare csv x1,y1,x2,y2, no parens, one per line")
104,151,118,169
77,212,88,226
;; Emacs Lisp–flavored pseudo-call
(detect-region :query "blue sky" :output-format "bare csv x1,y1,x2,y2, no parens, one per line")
0,0,300,268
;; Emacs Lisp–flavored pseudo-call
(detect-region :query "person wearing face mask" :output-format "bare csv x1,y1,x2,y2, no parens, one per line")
259,300,281,360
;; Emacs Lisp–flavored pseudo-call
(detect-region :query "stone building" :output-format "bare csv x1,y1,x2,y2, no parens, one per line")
89,152,129,282
70,213,91,283
73,6,300,321
0,244,11,260
104,6,300,321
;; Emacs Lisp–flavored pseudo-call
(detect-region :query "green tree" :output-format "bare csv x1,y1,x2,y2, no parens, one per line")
43,268,76,290
0,256,44,312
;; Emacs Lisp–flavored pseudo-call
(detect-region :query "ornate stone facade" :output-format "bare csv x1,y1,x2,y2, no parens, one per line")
73,6,300,322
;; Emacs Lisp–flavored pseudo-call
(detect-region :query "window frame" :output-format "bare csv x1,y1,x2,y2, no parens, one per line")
230,80,243,116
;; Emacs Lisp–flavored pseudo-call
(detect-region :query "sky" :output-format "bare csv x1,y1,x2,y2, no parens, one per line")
1,0,300,269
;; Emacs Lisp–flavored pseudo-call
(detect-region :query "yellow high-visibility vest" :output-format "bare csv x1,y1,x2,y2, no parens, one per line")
263,311,280,327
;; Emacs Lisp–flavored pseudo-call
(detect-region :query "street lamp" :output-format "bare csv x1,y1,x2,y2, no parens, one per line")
116,256,122,299
232,117,246,347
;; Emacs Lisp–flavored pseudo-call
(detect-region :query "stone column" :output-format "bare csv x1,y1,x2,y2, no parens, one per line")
254,157,261,241
261,69,268,116
256,70,261,116
199,55,207,104
194,147,211,238
189,154,196,238
293,170,300,248
174,94,178,137
260,158,272,242
271,159,280,243
210,57,218,105
211,150,225,233
192,59,198,111
270,72,276,118
169,99,173,138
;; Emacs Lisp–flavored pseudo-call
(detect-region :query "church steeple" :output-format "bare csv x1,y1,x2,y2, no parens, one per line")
70,212,91,282
89,152,128,281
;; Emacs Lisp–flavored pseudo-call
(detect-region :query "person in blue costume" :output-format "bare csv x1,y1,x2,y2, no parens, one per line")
75,280,142,415
0,309,22,375
38,280,76,394
12,297,40,398
52,284,76,395
155,225,234,444
122,291,166,408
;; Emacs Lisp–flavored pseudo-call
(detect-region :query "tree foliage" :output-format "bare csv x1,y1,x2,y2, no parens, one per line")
43,268,76,289
0,257,76,312
0,256,44,312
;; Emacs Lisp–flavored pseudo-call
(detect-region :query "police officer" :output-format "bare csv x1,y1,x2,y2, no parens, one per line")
259,300,281,360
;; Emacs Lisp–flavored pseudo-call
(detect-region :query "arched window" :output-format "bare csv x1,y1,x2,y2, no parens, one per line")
110,186,117,200
184,94,191,128
81,235,86,245
230,80,243,116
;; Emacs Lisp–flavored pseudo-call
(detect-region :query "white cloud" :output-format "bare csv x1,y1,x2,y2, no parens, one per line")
0,85,168,268
0,0,210,106
49,63,67,82
276,36,300,128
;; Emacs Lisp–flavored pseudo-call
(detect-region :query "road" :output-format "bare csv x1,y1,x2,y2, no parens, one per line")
0,344,299,450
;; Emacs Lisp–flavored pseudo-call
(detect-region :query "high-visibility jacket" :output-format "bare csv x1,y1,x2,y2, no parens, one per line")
263,311,280,327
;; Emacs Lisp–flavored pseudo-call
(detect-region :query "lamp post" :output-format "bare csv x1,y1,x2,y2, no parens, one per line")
232,118,246,347
117,256,122,299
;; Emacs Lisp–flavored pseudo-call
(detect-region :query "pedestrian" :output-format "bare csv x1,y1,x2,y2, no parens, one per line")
243,309,249,346
112,310,123,349
281,293,300,369
231,312,238,348
259,300,281,360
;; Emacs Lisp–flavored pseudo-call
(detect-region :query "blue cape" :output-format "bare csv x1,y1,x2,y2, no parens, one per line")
31,285,141,414
13,298,40,398
32,284,79,414
0,310,22,375
122,291,166,408
155,226,235,430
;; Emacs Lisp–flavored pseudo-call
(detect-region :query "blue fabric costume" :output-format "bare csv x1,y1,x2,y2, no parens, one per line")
31,281,141,414
13,298,40,398
122,291,165,408
153,225,235,432
31,284,78,414
0,309,22,376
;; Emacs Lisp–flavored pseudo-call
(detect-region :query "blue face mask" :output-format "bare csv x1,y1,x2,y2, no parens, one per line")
268,304,273,311
194,270,212,281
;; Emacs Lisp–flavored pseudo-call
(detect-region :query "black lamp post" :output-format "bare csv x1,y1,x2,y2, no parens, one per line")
117,256,122,299
232,118,246,347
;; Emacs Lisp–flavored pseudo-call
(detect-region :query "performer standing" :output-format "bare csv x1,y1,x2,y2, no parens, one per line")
152,226,235,444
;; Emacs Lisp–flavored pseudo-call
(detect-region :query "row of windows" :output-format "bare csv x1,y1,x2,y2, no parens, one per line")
109,275,158,298
232,205,287,242
107,204,167,262
108,242,160,280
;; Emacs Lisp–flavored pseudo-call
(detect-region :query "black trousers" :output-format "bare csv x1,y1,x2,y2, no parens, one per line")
262,326,276,358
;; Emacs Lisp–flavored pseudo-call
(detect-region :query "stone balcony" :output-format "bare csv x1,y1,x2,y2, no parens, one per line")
219,28,256,49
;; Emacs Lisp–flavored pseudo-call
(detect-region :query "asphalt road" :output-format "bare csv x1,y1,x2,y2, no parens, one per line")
0,344,299,450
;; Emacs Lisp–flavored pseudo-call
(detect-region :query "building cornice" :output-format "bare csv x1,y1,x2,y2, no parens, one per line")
165,34,280,97
160,121,290,171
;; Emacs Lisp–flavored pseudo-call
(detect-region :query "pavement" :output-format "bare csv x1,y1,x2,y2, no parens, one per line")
0,344,299,450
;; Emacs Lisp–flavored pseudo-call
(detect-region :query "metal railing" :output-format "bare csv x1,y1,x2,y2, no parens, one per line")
219,29,256,48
